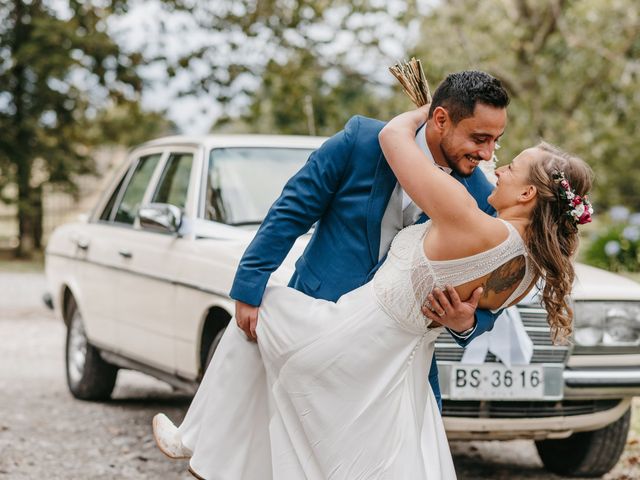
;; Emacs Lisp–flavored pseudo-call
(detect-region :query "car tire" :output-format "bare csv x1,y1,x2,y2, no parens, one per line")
535,407,631,477
204,327,227,372
65,298,118,401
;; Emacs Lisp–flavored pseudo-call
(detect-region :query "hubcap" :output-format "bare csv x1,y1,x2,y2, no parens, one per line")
67,310,88,385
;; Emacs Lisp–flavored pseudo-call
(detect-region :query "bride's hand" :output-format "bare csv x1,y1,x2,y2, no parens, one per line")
380,105,431,148
398,104,430,126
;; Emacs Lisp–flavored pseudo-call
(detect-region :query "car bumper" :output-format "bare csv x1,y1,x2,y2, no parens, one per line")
444,397,631,440
441,364,640,440
562,367,640,399
564,367,640,387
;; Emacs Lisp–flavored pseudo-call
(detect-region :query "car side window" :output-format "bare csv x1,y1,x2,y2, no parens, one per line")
113,153,162,225
152,152,193,209
99,173,127,222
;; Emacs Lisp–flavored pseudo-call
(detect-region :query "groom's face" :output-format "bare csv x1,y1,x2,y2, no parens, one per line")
439,104,507,177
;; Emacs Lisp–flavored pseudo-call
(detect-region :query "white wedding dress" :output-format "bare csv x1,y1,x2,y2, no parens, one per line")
177,220,533,480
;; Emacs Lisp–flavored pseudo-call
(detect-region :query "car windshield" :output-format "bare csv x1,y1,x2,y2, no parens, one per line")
205,147,313,225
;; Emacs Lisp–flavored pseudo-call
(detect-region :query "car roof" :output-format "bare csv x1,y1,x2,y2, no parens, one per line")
135,134,329,152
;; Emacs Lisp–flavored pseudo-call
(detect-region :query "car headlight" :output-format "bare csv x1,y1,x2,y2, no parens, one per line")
573,301,640,347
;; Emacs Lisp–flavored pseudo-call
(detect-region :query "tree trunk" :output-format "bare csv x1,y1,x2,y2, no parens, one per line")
15,159,37,258
11,0,42,258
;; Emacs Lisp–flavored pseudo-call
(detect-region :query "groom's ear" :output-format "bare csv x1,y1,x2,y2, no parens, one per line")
431,106,449,133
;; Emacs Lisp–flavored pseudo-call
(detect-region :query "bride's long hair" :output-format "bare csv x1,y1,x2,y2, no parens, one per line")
525,142,594,344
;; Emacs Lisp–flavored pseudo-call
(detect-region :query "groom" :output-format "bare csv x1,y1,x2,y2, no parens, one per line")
231,70,510,409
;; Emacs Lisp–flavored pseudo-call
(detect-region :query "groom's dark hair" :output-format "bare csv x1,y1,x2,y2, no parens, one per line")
428,71,510,124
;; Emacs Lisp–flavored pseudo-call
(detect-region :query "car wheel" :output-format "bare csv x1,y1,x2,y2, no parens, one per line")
204,327,227,372
65,298,118,401
535,407,631,477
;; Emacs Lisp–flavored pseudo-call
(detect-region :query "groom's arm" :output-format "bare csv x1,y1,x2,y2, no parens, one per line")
449,307,501,347
230,116,361,308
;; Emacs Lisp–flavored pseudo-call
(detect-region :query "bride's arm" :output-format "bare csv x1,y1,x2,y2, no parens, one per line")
378,108,479,226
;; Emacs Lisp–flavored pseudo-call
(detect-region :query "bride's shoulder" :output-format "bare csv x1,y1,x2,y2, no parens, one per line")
478,216,512,243
440,214,510,254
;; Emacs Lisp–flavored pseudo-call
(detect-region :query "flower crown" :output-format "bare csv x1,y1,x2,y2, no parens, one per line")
552,171,593,225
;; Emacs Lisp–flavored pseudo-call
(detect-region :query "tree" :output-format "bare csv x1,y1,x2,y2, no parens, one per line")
412,0,640,209
218,48,408,135
163,0,419,132
0,0,172,257
165,0,638,210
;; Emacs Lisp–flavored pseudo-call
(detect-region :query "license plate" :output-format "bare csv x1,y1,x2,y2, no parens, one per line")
450,364,545,400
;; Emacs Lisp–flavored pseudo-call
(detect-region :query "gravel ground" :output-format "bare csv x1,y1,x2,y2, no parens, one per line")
0,272,638,479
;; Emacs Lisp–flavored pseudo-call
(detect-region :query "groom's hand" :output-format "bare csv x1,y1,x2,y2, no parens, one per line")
236,300,260,341
422,285,483,332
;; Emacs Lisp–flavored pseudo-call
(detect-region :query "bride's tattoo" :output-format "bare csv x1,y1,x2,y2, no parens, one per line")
484,256,526,297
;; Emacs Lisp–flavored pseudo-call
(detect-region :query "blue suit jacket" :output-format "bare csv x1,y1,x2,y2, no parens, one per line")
230,116,500,409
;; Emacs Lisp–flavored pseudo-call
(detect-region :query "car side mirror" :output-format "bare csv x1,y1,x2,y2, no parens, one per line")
138,203,183,234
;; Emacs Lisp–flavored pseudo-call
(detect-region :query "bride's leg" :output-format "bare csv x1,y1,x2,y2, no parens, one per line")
177,323,272,478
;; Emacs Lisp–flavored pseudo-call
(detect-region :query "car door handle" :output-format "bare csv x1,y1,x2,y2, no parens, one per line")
71,234,89,251
118,249,132,259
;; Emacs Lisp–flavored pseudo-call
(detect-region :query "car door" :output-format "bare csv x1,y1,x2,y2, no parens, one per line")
114,149,198,372
71,161,141,349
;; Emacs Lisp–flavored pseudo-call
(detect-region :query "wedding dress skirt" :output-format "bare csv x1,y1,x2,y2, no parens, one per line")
179,283,454,480
177,221,532,479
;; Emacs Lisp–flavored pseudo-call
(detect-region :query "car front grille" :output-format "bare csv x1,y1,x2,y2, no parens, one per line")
434,304,570,365
442,399,622,418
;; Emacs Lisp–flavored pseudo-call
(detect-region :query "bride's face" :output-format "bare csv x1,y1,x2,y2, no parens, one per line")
488,149,537,210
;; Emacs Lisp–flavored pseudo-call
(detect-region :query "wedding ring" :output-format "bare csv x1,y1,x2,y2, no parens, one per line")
437,310,445,317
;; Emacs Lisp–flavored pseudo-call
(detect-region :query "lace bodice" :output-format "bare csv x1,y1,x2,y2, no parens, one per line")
372,220,535,334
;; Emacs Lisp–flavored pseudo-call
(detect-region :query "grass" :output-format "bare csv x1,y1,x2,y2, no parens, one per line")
0,249,45,272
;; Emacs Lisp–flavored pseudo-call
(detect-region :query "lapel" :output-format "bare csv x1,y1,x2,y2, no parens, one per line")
366,152,397,265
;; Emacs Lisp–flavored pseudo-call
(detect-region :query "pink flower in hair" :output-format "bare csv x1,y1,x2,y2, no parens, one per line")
552,171,595,226
579,210,592,224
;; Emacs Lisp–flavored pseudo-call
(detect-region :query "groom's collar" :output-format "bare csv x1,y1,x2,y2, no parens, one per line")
415,123,452,174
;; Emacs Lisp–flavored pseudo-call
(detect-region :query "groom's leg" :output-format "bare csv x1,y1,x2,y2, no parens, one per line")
427,352,443,412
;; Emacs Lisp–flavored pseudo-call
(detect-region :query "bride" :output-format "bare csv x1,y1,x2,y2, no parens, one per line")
152,106,593,480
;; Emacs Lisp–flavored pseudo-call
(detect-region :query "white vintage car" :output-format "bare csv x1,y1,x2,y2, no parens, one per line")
45,135,640,477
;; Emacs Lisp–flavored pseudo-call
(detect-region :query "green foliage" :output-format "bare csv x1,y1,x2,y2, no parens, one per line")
584,209,640,272
226,50,407,135
411,0,640,211
166,0,418,133
83,100,176,147
182,0,639,213
0,0,172,255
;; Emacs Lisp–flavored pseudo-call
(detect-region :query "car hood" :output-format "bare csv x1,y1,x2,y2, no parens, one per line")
572,263,640,301
191,220,640,301
191,220,309,285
